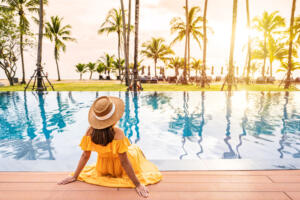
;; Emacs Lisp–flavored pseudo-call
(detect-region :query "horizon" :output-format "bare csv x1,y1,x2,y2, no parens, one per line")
0,0,299,80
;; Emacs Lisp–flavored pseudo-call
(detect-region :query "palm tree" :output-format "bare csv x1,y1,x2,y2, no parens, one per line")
253,11,285,79
201,0,208,87
120,0,129,86
250,61,261,78
96,62,105,80
246,0,251,84
268,37,291,77
133,0,140,91
277,61,300,74
285,0,297,89
36,0,44,90
86,62,96,80
98,8,124,80
170,6,204,82
168,57,182,77
113,58,125,79
101,53,115,77
75,63,86,80
191,58,202,80
221,0,238,91
45,16,76,81
294,16,300,46
0,0,47,84
141,37,174,77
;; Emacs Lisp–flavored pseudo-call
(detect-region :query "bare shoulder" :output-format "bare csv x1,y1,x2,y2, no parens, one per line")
113,127,125,140
85,126,93,136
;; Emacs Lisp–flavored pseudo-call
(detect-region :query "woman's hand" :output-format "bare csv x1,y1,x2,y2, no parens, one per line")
57,176,77,185
135,184,150,198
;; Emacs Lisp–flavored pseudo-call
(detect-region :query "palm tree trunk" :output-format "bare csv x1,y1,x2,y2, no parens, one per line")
89,71,93,80
120,0,129,86
183,0,189,84
246,0,251,84
19,16,26,84
55,48,61,81
270,60,273,77
117,31,121,80
188,30,191,79
225,0,238,91
154,59,157,77
285,0,297,89
80,73,82,80
126,0,132,85
263,32,267,79
36,0,44,91
201,0,208,87
133,0,140,92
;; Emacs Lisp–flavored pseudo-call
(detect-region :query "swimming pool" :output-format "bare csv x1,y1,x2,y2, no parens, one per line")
0,91,299,171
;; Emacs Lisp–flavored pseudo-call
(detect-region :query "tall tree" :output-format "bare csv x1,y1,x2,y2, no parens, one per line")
168,57,182,77
0,0,47,84
253,11,285,79
101,53,115,77
201,0,208,87
45,16,76,81
120,0,130,86
191,58,202,80
170,6,204,83
133,0,140,91
36,0,44,90
98,8,123,80
141,37,174,77
222,0,238,91
87,62,96,80
0,11,18,86
285,0,297,89
185,0,189,84
75,63,86,80
294,16,300,46
246,0,251,84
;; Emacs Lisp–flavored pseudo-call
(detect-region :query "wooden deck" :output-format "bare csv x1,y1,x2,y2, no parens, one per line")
1,170,300,200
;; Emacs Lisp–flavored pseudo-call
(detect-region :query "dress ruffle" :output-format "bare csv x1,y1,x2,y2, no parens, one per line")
76,136,162,188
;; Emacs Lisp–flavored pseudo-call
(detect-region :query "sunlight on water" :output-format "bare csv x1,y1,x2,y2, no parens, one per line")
0,91,299,170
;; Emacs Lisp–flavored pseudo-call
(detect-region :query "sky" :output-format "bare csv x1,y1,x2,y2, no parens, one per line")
1,0,299,80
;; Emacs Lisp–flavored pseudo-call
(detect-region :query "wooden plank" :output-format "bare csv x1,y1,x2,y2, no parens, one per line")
286,192,300,200
119,182,300,192
161,170,300,176
161,175,272,183
0,191,290,200
0,174,271,183
0,170,299,177
0,182,116,191
269,176,300,183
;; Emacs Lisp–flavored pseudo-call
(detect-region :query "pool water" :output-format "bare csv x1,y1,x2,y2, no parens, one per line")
0,91,300,171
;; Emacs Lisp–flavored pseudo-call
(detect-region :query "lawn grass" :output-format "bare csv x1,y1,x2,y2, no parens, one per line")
0,81,298,91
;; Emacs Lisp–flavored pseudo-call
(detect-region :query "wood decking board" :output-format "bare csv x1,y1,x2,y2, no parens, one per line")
0,171,299,200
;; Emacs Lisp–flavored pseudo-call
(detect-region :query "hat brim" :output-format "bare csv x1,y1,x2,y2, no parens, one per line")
88,96,125,129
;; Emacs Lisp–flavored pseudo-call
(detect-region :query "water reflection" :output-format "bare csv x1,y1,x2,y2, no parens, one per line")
119,92,141,143
168,92,211,159
0,91,299,162
223,92,237,159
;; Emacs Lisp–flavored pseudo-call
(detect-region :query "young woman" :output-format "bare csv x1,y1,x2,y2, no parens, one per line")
58,96,162,198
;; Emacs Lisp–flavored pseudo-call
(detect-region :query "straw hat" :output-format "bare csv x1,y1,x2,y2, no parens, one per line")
88,96,125,129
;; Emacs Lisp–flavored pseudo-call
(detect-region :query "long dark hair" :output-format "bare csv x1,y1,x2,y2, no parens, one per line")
91,125,115,146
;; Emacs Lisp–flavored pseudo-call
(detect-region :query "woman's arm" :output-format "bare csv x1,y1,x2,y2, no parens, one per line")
119,152,149,198
57,150,91,185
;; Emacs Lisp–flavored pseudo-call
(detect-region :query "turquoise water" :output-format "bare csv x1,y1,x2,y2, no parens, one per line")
0,91,300,171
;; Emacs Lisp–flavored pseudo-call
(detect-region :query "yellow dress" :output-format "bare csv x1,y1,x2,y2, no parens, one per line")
76,135,162,188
